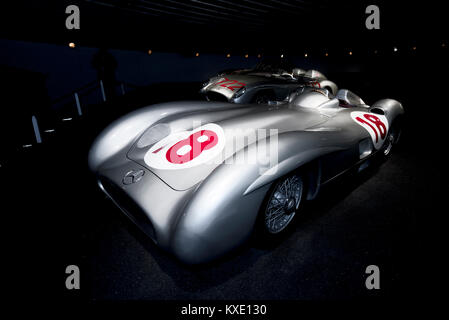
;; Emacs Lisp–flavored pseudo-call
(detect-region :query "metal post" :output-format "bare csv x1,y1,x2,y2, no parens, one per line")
32,115,42,144
121,83,126,95
99,80,107,102
74,92,82,116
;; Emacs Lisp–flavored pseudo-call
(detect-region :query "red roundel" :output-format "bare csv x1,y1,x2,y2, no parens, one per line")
144,123,225,170
165,130,218,164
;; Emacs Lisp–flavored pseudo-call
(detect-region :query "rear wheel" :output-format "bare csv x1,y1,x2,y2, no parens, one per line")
382,121,402,157
261,174,304,235
382,132,394,156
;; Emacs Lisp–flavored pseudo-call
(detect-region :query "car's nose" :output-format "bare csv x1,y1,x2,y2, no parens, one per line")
97,159,196,249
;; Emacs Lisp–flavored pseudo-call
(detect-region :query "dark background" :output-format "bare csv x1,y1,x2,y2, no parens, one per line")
0,0,447,308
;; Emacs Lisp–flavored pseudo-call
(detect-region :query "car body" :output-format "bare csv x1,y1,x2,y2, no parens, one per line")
89,87,404,264
200,66,338,104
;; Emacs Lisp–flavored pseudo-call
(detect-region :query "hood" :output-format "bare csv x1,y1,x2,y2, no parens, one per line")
127,103,327,190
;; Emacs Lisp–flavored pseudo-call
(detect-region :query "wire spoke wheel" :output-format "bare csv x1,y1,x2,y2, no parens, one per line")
264,175,303,234
383,131,394,156
383,122,401,156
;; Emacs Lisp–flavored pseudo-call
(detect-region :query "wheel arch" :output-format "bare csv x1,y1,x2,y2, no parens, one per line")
370,98,405,125
320,80,338,96
241,129,340,199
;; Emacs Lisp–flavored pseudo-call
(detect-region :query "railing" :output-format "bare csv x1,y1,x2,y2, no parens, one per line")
29,80,140,145
1,80,142,164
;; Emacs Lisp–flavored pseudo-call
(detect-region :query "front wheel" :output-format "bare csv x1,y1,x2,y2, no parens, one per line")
261,174,304,235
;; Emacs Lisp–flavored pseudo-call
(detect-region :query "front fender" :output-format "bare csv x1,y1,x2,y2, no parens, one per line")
170,130,342,263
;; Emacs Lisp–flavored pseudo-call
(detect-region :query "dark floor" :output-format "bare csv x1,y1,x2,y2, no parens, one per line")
1,64,446,304
85,147,420,300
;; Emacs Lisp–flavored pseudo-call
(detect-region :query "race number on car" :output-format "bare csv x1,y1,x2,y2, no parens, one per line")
214,77,246,91
350,111,389,150
144,123,226,170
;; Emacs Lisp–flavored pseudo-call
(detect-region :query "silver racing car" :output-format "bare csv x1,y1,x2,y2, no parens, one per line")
200,64,338,104
89,87,404,264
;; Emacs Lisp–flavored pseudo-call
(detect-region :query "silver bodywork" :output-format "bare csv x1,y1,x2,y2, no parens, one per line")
200,69,338,104
89,87,404,264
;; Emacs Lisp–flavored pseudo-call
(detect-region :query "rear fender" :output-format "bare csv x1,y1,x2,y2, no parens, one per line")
319,80,338,96
370,99,404,125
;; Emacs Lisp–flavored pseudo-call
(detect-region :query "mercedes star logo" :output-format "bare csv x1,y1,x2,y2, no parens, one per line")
122,169,145,185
